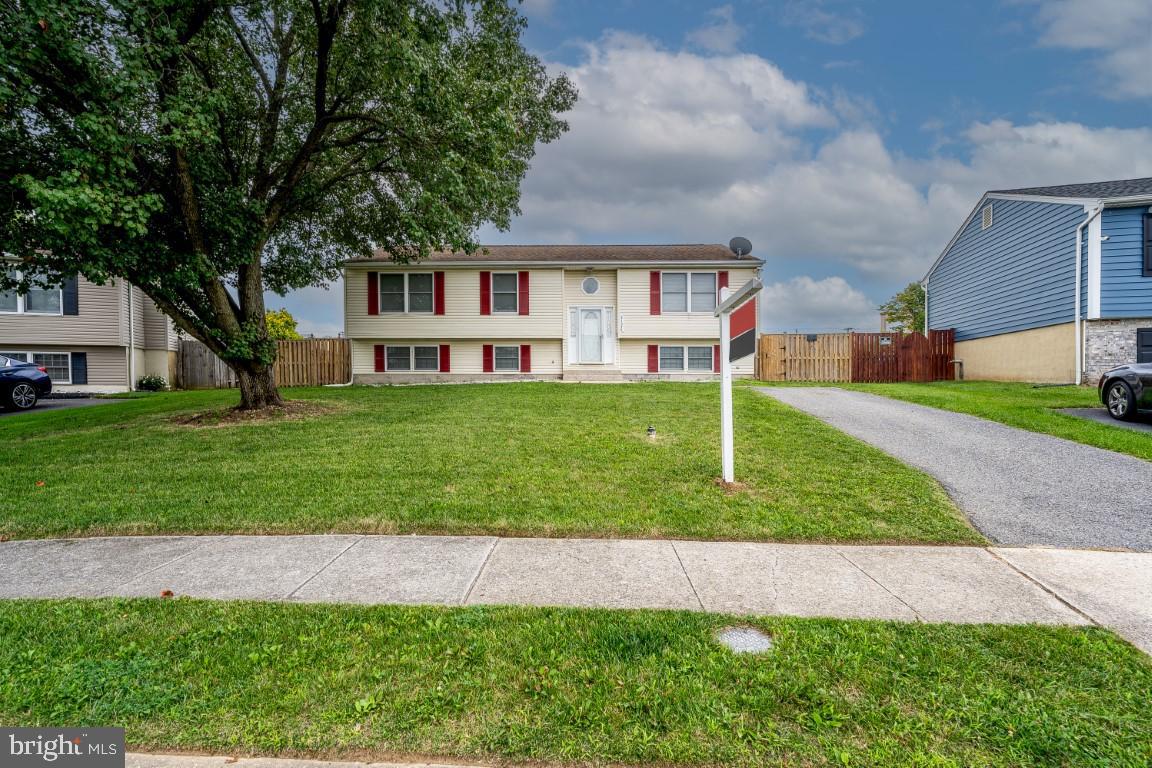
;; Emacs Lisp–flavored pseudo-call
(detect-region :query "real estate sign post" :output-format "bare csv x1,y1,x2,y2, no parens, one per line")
716,278,763,483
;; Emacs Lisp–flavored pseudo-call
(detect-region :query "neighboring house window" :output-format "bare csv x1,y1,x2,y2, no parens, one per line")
1,351,71,383
492,273,519,313
384,345,440,371
659,345,714,372
0,268,63,315
493,345,520,371
378,273,434,313
661,272,717,313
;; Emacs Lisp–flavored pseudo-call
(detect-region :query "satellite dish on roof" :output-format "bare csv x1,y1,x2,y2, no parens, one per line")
729,237,753,257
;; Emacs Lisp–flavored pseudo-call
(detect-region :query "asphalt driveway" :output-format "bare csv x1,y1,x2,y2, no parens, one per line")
757,387,1152,552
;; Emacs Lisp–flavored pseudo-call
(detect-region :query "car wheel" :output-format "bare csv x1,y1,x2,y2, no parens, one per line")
1105,380,1137,422
6,382,39,411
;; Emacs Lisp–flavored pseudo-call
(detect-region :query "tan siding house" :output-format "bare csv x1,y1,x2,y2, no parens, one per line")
0,272,179,392
344,244,762,383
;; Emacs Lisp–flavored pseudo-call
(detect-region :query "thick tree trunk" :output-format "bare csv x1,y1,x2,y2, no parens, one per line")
234,364,284,410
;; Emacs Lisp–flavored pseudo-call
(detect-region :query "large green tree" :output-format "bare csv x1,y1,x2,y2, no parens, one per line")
0,0,575,408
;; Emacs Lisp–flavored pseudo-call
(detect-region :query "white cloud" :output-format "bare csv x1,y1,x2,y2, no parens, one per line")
760,276,879,331
492,33,1152,331
519,0,554,20
1025,0,1152,98
781,1,865,45
687,5,745,53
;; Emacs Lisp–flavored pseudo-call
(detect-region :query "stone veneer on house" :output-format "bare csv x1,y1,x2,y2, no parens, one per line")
1084,318,1152,381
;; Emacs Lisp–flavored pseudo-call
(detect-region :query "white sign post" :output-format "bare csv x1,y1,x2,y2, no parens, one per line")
715,278,762,483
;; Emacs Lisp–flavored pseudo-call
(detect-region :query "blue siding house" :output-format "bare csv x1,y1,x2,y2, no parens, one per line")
924,178,1152,383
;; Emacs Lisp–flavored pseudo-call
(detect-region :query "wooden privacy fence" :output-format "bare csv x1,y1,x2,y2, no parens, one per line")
758,330,955,383
177,340,237,389
274,338,351,386
177,338,351,389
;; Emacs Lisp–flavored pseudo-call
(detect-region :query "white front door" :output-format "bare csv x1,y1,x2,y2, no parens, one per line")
578,307,604,363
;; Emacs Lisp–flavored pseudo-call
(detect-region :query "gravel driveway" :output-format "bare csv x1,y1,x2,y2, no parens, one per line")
757,387,1152,552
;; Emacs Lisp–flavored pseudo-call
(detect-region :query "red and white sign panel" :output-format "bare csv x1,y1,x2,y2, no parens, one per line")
729,298,757,362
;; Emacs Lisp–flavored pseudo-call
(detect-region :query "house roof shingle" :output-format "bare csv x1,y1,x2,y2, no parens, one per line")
991,177,1152,199
358,243,761,264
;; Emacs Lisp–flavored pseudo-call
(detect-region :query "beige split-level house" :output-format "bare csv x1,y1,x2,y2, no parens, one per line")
344,244,763,383
0,270,179,392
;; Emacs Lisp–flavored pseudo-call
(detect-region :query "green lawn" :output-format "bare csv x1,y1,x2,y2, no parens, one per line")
0,383,979,544
834,381,1152,463
1,599,1148,767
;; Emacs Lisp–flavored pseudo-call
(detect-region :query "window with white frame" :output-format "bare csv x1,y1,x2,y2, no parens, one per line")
659,345,713,372
0,351,71,382
378,273,434,313
661,272,717,313
384,345,439,371
0,268,62,315
493,345,520,371
492,273,519,313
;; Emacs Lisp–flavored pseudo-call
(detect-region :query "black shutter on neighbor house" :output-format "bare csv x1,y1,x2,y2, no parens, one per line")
1137,328,1152,364
62,276,79,315
1144,214,1152,277
70,352,87,384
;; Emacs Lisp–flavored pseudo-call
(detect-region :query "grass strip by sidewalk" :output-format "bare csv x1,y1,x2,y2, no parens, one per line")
0,383,978,544
2,600,1150,767
834,381,1152,463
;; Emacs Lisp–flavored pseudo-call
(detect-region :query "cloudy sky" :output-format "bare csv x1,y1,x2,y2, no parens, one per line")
275,0,1152,336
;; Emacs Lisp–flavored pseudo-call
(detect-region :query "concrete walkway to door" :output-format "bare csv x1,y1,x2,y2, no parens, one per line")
1,534,1150,654
757,387,1152,552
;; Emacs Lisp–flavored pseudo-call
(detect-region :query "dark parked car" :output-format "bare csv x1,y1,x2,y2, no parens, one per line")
1099,363,1152,421
0,354,52,410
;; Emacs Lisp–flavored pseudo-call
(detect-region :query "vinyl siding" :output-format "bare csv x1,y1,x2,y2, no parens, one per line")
1100,205,1152,317
617,267,758,339
0,276,123,346
928,198,1086,341
345,266,564,340
141,299,177,351
563,269,617,306
351,339,563,376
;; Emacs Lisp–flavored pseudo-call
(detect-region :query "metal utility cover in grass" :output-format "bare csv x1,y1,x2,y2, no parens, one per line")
716,626,773,654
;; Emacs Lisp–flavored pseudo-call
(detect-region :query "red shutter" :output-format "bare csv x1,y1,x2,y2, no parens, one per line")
479,271,491,315
713,344,720,373
374,344,385,372
482,344,494,372
439,344,451,373
647,344,659,372
434,271,446,315
649,271,661,315
518,271,530,315
717,270,728,299
520,344,531,372
367,272,379,315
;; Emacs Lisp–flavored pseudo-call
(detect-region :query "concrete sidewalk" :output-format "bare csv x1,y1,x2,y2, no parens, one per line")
2,534,1149,652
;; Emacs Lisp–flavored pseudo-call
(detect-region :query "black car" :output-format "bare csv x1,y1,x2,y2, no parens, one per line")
0,355,53,410
1099,363,1152,421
